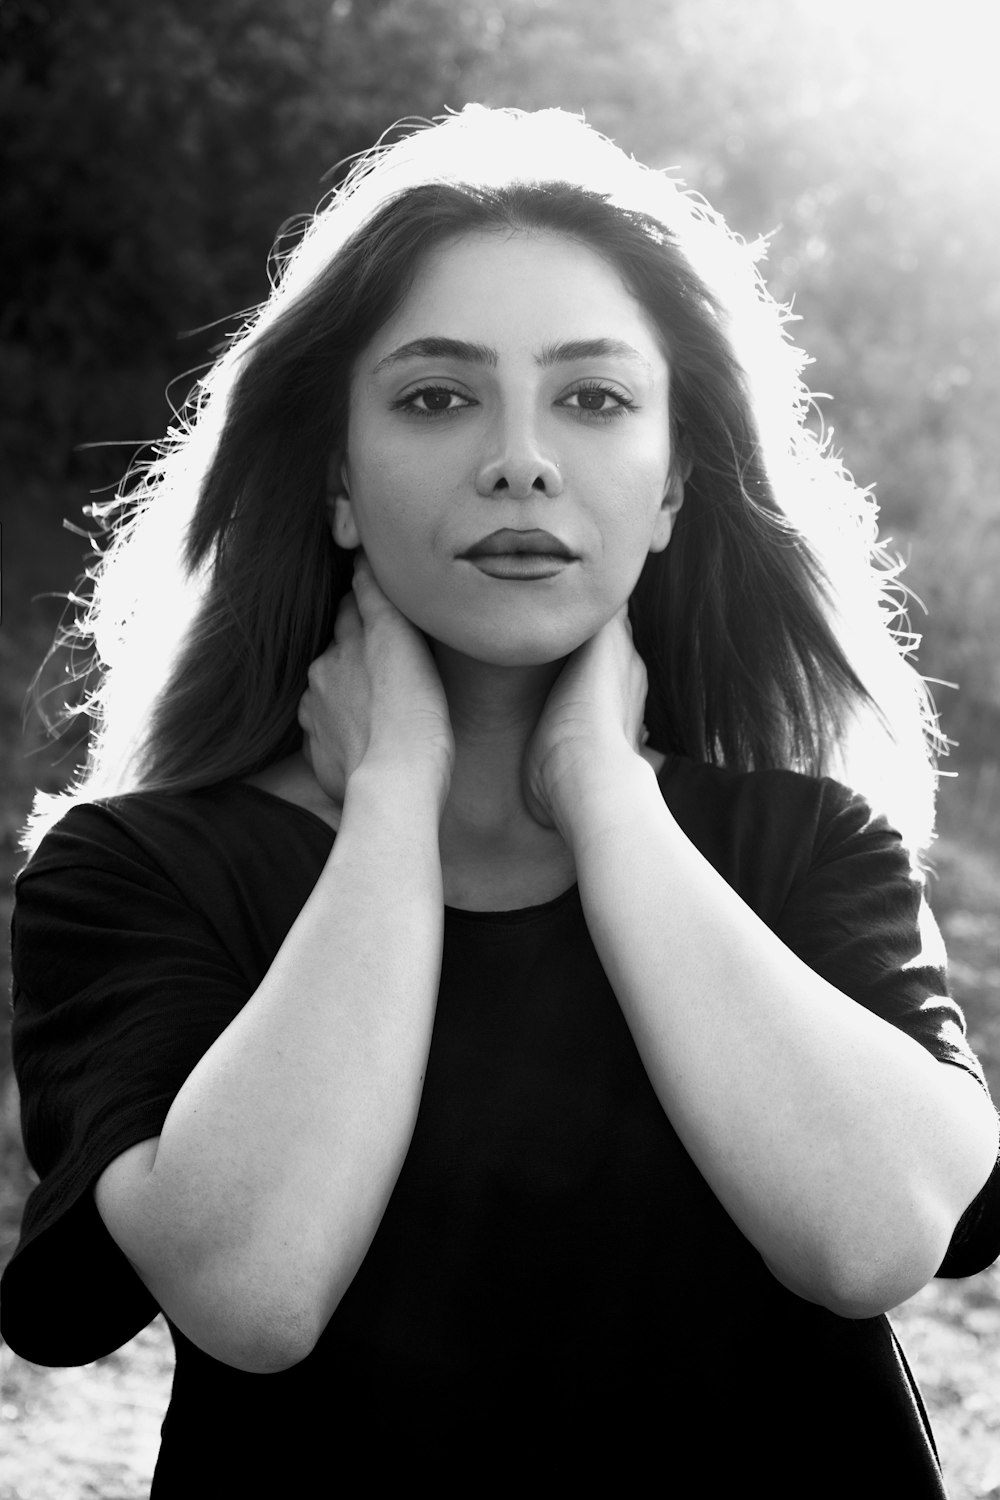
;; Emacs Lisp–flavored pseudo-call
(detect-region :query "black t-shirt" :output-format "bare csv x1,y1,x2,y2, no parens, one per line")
3,757,999,1496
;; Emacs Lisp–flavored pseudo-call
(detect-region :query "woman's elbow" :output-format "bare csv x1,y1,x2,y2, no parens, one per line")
200,1318,321,1375
817,1253,940,1321
131,1234,342,1372
168,1273,332,1372
765,1202,956,1321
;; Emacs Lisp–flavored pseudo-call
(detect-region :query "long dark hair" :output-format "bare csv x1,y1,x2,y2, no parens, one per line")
27,107,939,850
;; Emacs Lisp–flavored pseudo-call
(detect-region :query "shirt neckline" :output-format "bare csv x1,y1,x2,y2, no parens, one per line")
230,758,677,920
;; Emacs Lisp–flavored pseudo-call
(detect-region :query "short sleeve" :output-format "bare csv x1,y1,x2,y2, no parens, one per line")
774,782,1000,1278
1,801,254,1364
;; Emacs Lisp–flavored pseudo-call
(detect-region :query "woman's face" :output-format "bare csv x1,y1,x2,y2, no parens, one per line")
335,230,681,665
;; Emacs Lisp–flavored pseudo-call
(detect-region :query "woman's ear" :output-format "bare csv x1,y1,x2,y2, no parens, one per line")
647,469,687,554
325,454,361,550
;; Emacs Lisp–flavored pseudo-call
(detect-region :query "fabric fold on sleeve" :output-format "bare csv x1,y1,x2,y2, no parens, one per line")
2,802,253,1364
773,781,1000,1278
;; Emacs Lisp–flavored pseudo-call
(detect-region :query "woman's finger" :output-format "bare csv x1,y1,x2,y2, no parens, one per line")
350,552,393,620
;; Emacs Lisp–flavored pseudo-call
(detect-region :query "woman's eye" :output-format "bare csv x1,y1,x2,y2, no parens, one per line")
395,386,473,416
562,385,633,418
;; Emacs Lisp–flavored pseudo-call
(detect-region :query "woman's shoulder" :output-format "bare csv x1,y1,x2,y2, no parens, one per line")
658,753,875,839
19,778,334,891
13,781,335,1006
657,754,908,915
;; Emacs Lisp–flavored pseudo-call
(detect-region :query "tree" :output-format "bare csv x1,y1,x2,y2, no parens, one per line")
3,0,996,745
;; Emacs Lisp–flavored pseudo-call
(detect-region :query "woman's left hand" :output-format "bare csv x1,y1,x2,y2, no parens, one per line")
523,608,649,838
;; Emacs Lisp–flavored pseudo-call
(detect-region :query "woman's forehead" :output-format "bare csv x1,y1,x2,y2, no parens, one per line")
359,228,668,370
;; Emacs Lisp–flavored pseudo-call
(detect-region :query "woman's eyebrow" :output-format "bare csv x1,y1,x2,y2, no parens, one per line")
371,335,652,375
372,337,497,373
537,338,652,371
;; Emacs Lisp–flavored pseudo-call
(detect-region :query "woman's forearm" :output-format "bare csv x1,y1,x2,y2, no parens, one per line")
96,762,445,1370
568,754,999,1317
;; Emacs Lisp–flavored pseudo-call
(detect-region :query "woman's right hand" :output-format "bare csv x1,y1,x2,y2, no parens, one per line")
99,552,453,1376
298,553,455,812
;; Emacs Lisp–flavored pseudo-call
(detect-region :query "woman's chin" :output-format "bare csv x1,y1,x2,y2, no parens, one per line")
402,597,615,670
426,626,587,672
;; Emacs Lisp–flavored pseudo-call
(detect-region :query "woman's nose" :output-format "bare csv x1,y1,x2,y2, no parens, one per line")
474,419,563,499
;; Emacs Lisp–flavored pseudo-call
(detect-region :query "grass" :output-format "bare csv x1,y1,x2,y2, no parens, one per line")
1,512,998,1497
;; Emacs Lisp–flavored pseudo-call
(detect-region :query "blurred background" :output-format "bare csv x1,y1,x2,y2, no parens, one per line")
1,1,998,1495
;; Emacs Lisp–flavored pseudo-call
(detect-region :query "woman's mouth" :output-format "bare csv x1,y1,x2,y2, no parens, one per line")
458,529,578,580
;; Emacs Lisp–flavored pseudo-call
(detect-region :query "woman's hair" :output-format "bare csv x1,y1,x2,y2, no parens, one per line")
27,106,942,853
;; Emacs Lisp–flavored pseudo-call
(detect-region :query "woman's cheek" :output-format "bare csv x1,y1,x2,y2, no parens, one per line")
361,544,439,633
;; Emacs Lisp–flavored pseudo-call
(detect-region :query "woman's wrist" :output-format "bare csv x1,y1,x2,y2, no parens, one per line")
347,752,452,826
551,745,662,854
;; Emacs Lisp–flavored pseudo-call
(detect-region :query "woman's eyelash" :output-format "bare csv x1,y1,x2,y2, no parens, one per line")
391,381,636,420
392,385,473,417
561,383,635,419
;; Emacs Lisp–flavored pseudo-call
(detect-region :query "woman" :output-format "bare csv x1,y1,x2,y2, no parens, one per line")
3,107,998,1494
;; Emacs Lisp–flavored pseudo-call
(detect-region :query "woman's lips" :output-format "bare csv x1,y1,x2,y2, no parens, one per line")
465,554,574,580
459,528,577,578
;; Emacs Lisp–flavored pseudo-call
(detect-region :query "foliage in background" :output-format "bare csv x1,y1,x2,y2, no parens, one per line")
1,0,998,747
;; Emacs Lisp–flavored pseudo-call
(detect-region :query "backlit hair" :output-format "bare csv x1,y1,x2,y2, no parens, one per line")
26,106,942,854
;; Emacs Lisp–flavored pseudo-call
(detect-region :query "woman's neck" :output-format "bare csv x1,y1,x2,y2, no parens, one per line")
244,640,664,908
432,643,564,842
242,645,565,844
430,643,581,909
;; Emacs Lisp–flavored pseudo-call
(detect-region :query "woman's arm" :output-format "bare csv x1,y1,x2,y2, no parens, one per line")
95,561,454,1372
527,614,1000,1318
